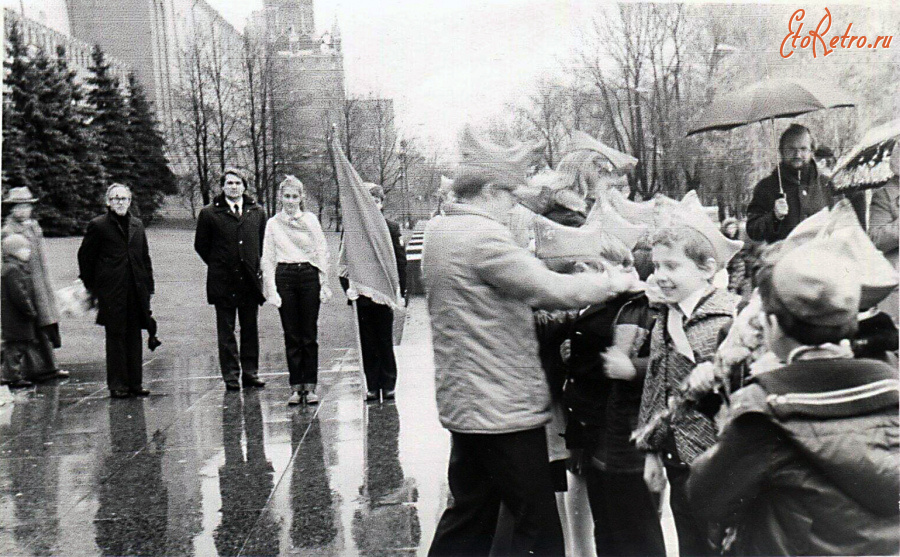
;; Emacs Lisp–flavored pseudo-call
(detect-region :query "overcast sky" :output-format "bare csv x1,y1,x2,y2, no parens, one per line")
204,0,596,153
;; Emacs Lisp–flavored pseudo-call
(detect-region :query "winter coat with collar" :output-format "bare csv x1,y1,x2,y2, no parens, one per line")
636,288,736,464
746,161,833,243
686,357,899,556
2,218,59,327
422,203,626,434
2,255,38,341
77,211,155,331
194,194,267,307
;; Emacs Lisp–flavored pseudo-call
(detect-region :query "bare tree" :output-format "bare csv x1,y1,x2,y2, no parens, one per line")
174,36,214,208
514,78,569,168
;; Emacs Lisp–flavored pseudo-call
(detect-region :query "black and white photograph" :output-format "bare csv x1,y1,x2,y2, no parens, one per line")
1,0,898,555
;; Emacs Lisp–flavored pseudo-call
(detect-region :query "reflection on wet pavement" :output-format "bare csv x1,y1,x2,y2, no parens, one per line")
0,231,451,556
0,342,450,556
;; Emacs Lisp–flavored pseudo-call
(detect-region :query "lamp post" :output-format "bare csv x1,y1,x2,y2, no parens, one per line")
399,139,411,228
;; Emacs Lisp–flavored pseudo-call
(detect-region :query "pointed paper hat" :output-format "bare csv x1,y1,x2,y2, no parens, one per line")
659,191,743,270
534,201,646,267
781,198,898,309
604,187,660,227
585,198,648,250
567,130,638,171
456,124,545,191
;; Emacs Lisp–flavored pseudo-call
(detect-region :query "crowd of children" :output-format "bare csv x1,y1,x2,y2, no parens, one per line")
528,178,898,556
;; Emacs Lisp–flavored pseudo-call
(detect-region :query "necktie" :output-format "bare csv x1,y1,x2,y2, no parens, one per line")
233,204,241,218
666,305,695,363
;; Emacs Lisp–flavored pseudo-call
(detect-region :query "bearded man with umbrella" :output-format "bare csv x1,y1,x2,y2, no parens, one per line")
685,79,853,243
746,123,834,243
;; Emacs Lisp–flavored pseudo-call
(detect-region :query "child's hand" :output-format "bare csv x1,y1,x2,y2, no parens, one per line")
320,285,333,304
643,453,667,493
560,339,571,363
606,266,638,294
602,347,637,380
686,361,718,394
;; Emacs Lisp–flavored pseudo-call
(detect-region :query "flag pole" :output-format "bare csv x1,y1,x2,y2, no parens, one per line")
351,299,367,397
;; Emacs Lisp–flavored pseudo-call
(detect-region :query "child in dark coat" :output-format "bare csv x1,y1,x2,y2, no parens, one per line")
687,239,899,556
564,236,666,557
1,234,39,388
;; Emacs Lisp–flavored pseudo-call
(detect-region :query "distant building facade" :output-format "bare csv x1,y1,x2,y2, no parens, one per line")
66,0,243,137
4,8,130,87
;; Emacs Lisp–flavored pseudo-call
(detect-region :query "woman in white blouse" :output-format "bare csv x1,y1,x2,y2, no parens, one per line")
261,176,332,405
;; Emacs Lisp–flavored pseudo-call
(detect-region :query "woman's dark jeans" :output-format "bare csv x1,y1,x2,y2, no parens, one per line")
275,263,320,390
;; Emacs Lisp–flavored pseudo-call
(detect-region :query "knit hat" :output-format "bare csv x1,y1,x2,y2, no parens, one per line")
770,239,860,329
455,124,545,194
3,187,38,205
658,191,743,270
2,233,30,257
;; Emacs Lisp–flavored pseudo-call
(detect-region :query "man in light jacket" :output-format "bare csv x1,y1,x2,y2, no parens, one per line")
422,132,638,556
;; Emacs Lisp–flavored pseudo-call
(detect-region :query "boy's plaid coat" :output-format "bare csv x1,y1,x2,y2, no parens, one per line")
637,288,736,464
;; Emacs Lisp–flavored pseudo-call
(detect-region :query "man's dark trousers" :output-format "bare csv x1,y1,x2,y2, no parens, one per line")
105,294,143,392
428,427,564,557
215,302,260,383
357,297,397,392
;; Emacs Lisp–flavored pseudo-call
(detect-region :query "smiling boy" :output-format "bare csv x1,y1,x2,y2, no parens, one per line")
636,194,742,556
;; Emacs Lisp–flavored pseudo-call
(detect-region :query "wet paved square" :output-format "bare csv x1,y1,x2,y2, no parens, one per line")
0,228,451,556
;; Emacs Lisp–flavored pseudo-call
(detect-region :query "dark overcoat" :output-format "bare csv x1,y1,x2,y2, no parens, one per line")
194,194,266,307
77,211,155,330
1,256,38,341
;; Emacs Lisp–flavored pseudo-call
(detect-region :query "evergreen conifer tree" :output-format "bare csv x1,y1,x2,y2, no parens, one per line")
2,22,104,234
86,46,136,211
3,22,39,199
126,72,176,221
53,45,108,226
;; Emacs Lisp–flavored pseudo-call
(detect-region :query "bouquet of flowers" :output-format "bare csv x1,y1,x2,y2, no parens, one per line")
56,279,95,318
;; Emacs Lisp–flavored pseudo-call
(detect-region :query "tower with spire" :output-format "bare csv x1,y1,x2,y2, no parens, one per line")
250,0,346,156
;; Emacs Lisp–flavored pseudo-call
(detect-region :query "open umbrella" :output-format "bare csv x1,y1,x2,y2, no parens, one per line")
831,118,900,193
686,78,855,192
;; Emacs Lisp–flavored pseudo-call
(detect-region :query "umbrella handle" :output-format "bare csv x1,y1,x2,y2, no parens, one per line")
770,119,784,196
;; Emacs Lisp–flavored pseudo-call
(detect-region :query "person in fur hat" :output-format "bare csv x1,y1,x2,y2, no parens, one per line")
687,239,899,556
2,187,69,382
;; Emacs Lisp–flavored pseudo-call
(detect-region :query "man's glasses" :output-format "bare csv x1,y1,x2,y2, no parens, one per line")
109,197,131,203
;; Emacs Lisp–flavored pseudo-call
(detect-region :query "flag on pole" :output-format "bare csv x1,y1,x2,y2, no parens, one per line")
331,135,403,310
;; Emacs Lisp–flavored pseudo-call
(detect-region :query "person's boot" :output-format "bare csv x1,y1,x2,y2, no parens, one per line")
287,391,303,406
304,390,319,405
365,390,379,402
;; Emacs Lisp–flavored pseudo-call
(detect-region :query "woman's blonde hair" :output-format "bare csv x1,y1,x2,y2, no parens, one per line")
279,175,305,210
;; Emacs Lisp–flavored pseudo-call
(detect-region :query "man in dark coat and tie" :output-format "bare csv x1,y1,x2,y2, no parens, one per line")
194,168,268,391
78,184,155,398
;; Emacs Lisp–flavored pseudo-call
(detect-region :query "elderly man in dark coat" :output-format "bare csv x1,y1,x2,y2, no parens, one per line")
194,168,268,391
78,184,155,398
